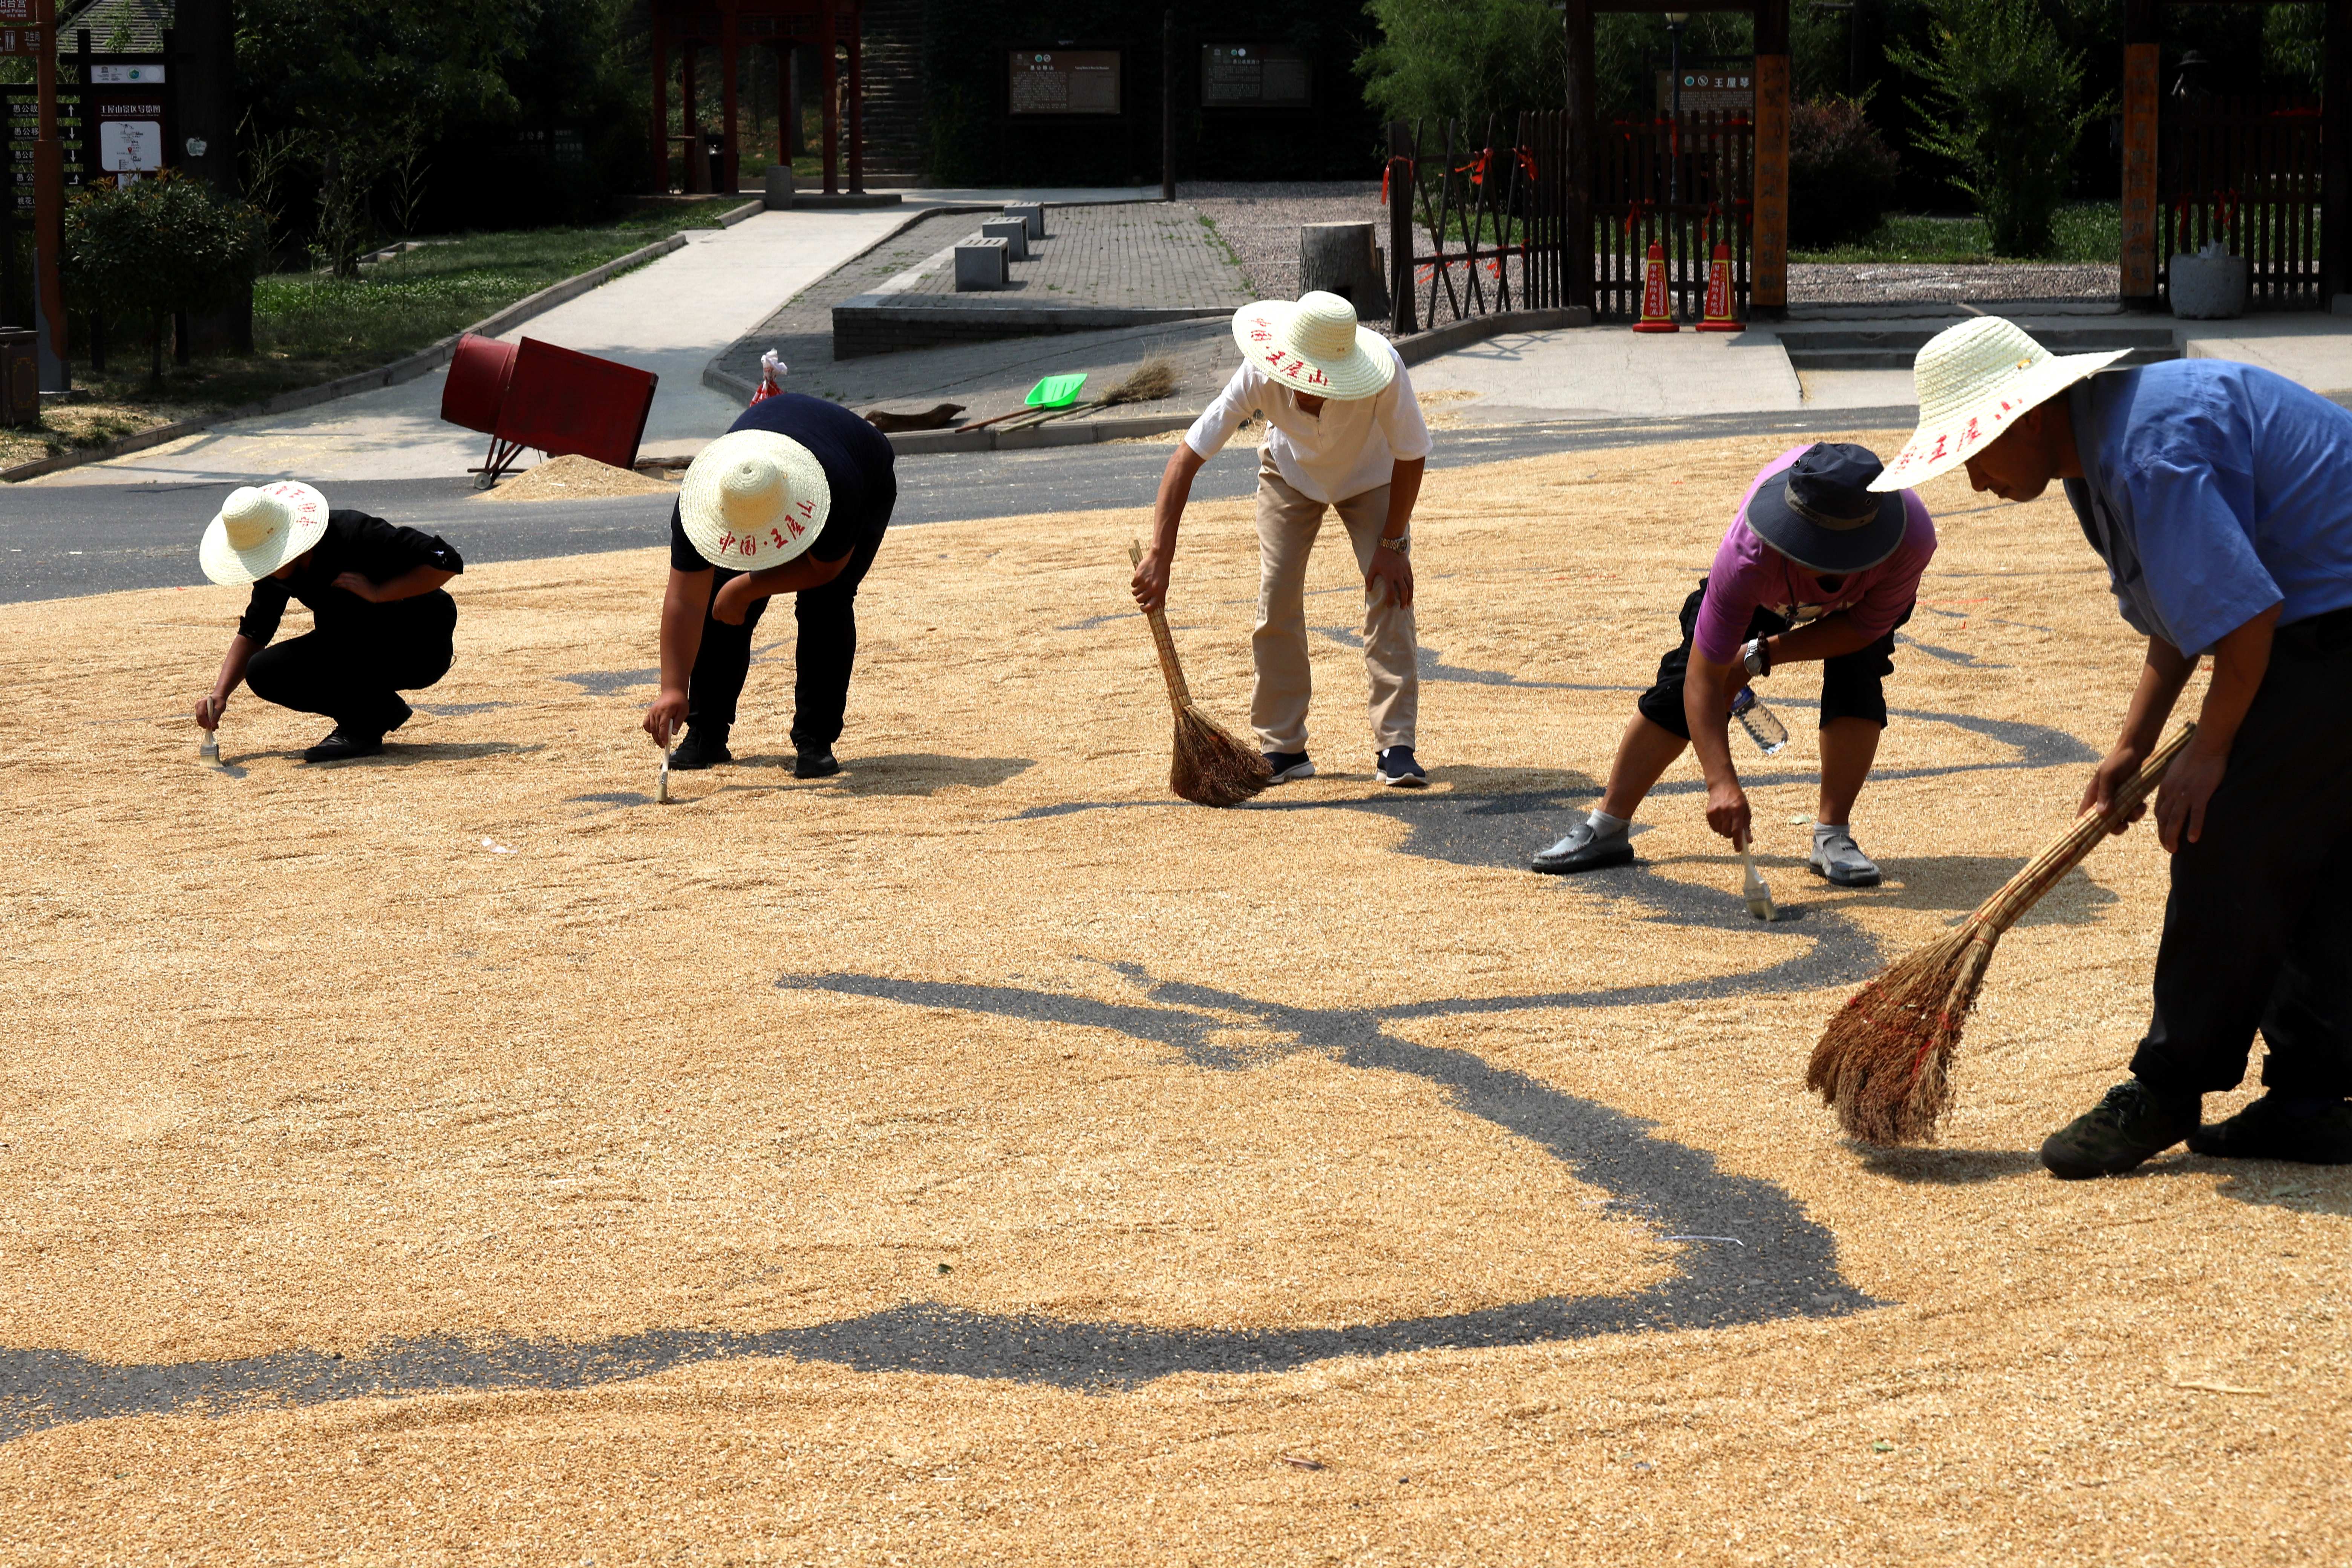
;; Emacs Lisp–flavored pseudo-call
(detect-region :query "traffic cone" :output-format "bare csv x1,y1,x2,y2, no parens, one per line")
1696,242,1743,332
1632,241,1679,332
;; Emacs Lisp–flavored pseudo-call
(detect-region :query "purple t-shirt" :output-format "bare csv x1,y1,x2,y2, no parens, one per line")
1692,446,1937,666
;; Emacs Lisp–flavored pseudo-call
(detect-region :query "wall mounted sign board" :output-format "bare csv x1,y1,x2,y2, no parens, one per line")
1008,50,1121,116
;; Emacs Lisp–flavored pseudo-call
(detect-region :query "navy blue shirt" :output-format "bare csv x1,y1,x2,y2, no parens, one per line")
669,393,896,573
238,510,463,645
2065,361,2352,655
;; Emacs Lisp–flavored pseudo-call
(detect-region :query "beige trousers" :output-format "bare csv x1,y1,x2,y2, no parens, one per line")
1249,454,1418,755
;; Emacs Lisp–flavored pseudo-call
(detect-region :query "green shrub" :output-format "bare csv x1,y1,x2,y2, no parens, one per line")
63,172,269,381
1788,96,1901,248
1890,0,2107,259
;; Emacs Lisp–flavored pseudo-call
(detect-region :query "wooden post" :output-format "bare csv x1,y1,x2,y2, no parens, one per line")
2323,0,2349,302
1562,0,1595,314
681,41,702,191
819,2,839,195
1388,121,1416,335
846,3,864,193
651,13,671,193
1160,9,1176,201
720,1,740,195
33,0,67,389
2120,0,2160,306
1750,0,1789,319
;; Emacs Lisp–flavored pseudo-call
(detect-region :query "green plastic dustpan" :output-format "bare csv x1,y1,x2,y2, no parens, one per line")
1024,372,1087,409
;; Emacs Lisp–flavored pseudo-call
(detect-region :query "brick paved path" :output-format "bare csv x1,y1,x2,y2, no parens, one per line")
893,201,1254,308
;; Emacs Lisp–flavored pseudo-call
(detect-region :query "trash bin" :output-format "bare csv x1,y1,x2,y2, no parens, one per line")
0,328,37,428
764,165,796,211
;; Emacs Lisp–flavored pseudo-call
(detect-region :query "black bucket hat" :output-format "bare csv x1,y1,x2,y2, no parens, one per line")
1744,443,1908,574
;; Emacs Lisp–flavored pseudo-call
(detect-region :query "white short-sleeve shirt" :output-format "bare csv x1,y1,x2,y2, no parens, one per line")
1182,342,1433,504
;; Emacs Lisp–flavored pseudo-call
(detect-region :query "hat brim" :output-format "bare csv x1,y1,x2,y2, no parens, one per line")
679,430,832,570
1232,301,1396,401
1744,469,1910,575
198,481,330,585
1870,349,2130,492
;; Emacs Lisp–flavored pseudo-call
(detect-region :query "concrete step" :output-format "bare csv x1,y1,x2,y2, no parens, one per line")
1779,325,2177,372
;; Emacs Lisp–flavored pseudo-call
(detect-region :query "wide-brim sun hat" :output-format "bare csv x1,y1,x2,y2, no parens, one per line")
1871,316,2130,491
199,480,330,585
1232,289,1395,401
1745,441,1909,575
678,429,831,570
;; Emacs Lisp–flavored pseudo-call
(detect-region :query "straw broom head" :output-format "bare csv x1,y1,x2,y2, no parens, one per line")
1807,724,2198,1145
1129,539,1273,808
1103,356,1179,407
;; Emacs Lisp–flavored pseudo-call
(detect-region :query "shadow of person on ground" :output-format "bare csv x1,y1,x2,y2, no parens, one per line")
724,753,1037,796
1870,856,2119,926
1851,1145,2047,1184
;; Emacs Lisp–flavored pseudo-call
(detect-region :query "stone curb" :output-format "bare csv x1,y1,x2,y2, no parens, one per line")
1,199,763,485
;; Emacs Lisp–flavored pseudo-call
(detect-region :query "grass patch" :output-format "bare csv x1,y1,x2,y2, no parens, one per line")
1791,202,2120,265
0,195,749,473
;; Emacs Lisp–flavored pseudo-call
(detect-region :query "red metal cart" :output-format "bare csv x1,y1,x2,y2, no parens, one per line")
440,333,659,488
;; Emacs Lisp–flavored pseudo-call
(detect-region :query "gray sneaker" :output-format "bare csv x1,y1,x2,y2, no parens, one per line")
1809,828,1881,887
1530,822,1634,875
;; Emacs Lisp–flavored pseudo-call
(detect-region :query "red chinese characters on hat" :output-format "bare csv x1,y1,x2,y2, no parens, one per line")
1928,433,1949,461
1960,416,1983,447
718,531,738,553
769,528,789,550
1248,325,1273,343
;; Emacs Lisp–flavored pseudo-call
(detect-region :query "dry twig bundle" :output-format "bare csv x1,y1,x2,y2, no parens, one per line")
1127,540,1272,807
1807,723,2198,1145
1101,355,1179,406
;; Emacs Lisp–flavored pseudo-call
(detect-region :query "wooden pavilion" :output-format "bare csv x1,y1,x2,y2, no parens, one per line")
650,0,868,197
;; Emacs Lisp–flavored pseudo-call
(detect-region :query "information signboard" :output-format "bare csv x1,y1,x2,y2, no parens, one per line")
1654,69,1754,115
5,88,83,214
0,25,42,55
1007,50,1120,116
1201,44,1312,109
95,99,164,181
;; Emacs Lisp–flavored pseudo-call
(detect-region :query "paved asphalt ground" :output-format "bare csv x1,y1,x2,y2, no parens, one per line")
0,406,1916,605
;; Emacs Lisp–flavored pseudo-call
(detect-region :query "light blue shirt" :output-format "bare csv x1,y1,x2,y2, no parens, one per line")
2064,360,2352,656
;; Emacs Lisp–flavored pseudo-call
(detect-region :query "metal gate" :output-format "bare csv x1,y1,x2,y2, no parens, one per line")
2161,96,2323,311
1592,112,1752,322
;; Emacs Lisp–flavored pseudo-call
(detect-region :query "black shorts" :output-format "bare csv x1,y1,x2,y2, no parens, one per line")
1634,577,1908,740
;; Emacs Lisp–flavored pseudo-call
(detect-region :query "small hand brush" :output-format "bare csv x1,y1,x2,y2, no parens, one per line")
657,736,674,804
1738,830,1776,921
198,723,220,768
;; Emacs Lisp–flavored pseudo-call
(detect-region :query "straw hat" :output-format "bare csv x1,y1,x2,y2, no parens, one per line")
1870,317,2130,491
1231,290,1396,401
198,481,330,585
678,429,831,570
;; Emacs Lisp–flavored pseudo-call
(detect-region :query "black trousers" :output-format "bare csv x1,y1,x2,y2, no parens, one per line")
686,520,888,753
1635,578,1908,740
2131,607,2352,1101
246,623,453,737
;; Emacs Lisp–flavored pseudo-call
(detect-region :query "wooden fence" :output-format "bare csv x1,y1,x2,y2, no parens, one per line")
2161,97,2323,310
1387,111,1753,331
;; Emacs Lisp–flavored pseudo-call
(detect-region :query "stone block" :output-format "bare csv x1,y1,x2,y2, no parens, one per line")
1002,201,1046,242
978,219,1030,262
763,166,796,211
954,238,1011,291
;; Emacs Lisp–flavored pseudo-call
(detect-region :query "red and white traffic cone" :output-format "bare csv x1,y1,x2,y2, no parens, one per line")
1696,242,1743,332
1631,241,1679,333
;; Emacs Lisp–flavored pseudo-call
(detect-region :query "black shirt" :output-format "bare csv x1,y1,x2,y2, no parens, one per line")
668,392,897,574
237,510,464,645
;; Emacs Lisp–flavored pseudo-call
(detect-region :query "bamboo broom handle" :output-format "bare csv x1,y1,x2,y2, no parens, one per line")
1972,722,2199,937
1128,539,1194,714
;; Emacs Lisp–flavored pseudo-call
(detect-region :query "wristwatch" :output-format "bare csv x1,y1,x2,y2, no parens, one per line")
1377,533,1410,554
1741,636,1772,678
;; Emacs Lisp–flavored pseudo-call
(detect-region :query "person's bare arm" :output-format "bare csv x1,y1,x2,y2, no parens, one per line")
2081,606,2279,848
332,565,455,602
1131,441,1207,612
195,634,260,728
1365,456,1424,608
710,551,852,626
1683,648,1750,844
643,566,715,746
1759,612,1879,668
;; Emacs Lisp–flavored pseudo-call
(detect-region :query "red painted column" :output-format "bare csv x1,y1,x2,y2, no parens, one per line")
651,15,671,193
847,5,865,193
820,2,839,194
720,0,740,194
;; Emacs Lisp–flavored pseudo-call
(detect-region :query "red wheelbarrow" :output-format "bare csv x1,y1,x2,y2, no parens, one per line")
441,333,658,489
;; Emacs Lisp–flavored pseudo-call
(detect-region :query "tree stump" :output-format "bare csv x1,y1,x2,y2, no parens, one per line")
1298,222,1390,321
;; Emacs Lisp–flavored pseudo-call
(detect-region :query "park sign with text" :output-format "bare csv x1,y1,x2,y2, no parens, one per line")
1654,70,1754,115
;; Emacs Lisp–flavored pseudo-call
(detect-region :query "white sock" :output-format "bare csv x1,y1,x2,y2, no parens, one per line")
1587,809,1631,838
1814,821,1850,841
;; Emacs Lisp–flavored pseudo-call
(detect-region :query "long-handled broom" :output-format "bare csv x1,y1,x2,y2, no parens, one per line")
1806,722,2198,1145
1127,540,1273,808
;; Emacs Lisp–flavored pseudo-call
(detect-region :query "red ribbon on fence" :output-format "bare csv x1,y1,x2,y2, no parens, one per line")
1514,145,1539,183
1455,149,1491,186
1623,199,1654,238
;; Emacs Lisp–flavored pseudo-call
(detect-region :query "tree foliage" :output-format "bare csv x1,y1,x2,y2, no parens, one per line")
1355,0,1563,132
63,172,270,382
1890,0,2107,257
1788,95,1901,248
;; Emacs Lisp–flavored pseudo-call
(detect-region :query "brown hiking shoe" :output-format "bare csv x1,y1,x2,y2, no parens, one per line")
2187,1095,2352,1165
2040,1080,2200,1180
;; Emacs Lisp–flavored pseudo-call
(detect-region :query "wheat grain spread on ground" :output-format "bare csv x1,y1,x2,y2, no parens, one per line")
1,434,2345,1564
481,452,678,503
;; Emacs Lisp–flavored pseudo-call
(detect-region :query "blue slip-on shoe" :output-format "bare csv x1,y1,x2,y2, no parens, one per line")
1261,750,1315,783
1374,746,1428,788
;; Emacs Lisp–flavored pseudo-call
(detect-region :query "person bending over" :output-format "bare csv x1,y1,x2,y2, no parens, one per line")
1130,290,1433,787
1881,318,2352,1177
1530,443,1934,883
193,481,462,763
642,391,895,777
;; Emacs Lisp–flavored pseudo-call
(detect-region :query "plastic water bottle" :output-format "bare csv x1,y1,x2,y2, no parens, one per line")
1730,688,1789,756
